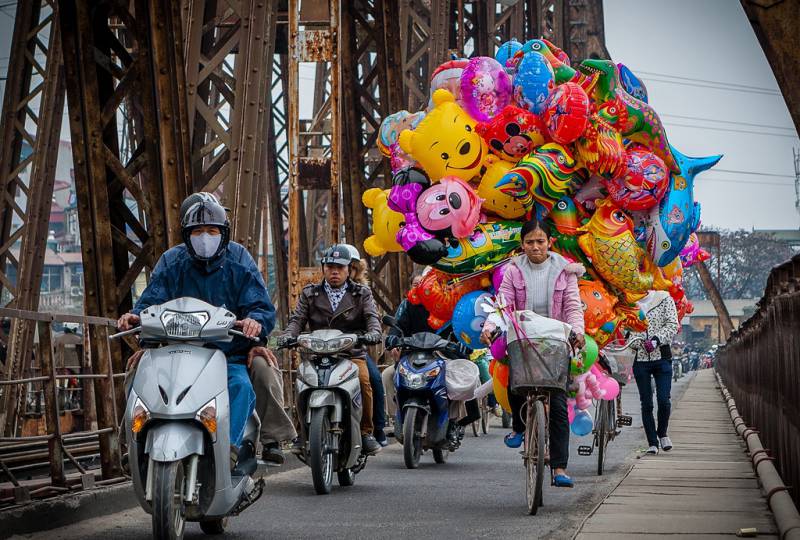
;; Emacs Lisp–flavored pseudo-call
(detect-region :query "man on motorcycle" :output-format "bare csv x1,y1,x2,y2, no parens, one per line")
278,244,383,455
118,192,294,469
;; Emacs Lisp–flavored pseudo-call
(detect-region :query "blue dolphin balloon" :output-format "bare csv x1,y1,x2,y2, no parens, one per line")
643,146,722,266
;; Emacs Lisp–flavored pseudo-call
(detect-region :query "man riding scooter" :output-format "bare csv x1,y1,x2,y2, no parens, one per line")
118,192,294,471
277,244,383,456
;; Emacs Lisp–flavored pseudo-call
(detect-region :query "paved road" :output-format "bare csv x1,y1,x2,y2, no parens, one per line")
17,374,694,540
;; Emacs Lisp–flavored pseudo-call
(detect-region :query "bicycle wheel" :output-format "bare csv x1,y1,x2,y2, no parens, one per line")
596,400,608,476
480,397,490,435
525,397,546,515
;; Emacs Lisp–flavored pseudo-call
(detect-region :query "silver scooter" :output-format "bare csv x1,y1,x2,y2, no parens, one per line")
280,329,369,495
111,297,265,539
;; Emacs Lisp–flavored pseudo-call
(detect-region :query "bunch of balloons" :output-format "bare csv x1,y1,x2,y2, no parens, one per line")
363,39,721,435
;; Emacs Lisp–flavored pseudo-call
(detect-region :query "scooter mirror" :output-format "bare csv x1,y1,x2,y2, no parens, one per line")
381,315,403,335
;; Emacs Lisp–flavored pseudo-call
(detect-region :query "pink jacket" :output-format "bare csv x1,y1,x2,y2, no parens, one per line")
497,253,586,335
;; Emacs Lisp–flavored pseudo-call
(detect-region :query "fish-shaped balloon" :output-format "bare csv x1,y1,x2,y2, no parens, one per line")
577,59,678,173
577,198,672,303
495,143,585,220
641,146,722,267
547,197,593,270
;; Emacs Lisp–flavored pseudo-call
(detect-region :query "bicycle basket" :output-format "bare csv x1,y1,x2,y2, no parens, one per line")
603,344,636,384
507,337,571,391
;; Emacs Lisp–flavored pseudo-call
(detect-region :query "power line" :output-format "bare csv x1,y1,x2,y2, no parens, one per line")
664,121,799,139
661,113,796,132
640,76,781,97
698,177,793,187
632,69,780,94
706,168,795,179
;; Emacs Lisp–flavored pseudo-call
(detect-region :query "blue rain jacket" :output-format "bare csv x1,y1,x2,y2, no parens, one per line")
132,242,276,363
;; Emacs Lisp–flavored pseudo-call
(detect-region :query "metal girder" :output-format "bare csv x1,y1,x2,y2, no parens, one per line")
340,0,408,313
740,0,800,134
526,0,609,60
184,0,279,257
0,0,66,436
59,0,191,319
57,0,191,469
287,0,342,310
399,0,451,111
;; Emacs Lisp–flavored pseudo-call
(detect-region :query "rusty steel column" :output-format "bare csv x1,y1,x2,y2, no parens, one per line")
741,0,800,134
399,0,451,111
287,0,342,310
0,1,66,436
340,0,407,312
58,0,191,458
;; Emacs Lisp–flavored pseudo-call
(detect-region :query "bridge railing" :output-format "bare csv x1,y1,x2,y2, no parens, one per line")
716,252,800,506
0,308,126,508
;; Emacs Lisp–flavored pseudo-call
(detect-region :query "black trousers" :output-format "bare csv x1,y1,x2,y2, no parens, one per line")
509,389,569,469
457,398,481,427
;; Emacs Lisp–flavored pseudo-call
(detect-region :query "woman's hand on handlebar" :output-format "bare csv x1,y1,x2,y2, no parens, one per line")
117,313,140,331
571,332,586,349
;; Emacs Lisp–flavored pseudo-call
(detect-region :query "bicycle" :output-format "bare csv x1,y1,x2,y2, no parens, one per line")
579,338,640,475
504,315,574,515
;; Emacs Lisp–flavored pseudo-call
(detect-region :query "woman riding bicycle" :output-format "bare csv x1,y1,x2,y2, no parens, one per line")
481,218,585,488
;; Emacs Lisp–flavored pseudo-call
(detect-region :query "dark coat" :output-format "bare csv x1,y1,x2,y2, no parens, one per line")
132,242,276,363
285,279,381,357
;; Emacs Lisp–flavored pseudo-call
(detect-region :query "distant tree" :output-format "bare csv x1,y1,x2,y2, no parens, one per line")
685,229,796,300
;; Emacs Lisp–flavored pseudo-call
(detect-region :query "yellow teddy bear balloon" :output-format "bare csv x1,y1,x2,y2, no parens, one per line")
477,156,526,219
398,89,488,182
362,188,404,257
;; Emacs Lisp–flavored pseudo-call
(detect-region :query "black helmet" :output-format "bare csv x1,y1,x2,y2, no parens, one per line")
180,192,230,261
320,244,352,266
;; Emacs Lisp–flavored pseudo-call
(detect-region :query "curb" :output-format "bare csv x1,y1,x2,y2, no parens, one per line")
715,369,800,540
0,454,308,539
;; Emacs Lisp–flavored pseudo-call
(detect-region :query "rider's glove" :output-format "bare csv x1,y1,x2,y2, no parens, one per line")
276,334,294,348
362,331,383,345
644,339,658,353
384,334,402,350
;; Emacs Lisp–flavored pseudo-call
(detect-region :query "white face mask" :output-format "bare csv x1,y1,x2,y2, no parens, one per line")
190,233,222,259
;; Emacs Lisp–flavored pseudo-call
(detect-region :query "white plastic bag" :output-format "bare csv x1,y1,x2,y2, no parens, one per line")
445,359,480,401
506,310,572,345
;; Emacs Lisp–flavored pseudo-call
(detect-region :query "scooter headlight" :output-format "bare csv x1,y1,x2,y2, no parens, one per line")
160,310,209,338
195,398,217,440
131,397,150,434
397,364,408,377
406,373,425,389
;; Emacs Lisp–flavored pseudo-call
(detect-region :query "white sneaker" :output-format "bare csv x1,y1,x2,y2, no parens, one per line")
645,446,659,455
660,437,673,451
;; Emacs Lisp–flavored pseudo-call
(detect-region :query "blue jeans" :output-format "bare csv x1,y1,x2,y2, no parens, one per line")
228,363,256,448
632,360,672,447
366,355,386,433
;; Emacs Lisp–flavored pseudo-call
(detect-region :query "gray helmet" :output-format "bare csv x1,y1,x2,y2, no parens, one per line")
320,244,352,266
180,192,230,261
341,243,361,263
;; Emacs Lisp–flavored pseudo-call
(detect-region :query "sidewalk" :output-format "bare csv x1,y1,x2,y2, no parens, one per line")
574,369,779,539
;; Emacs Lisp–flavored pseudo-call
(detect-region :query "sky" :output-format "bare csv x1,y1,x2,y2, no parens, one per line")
0,0,797,231
603,0,799,231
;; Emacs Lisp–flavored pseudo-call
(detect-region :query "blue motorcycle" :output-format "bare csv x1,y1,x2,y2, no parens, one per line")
384,317,468,469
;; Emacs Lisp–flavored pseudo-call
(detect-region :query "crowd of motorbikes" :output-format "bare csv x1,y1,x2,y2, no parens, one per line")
671,346,716,381
111,298,488,539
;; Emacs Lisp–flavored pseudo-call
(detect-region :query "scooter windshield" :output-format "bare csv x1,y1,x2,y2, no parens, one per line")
404,332,449,351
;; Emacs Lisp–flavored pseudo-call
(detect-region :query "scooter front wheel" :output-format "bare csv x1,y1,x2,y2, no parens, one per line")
151,460,186,540
309,408,334,495
402,408,424,469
